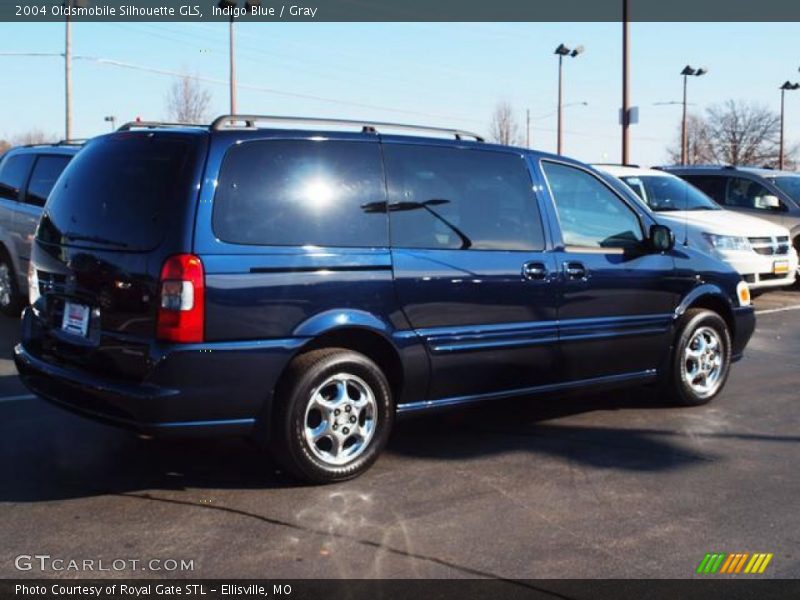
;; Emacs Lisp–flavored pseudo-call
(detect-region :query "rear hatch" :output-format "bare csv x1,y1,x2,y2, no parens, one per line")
28,131,208,381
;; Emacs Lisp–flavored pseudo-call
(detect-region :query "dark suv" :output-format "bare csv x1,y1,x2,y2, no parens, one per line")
665,165,800,264
15,116,755,483
0,142,81,315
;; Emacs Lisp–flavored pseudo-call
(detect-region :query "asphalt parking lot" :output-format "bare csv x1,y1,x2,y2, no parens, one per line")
1,290,799,580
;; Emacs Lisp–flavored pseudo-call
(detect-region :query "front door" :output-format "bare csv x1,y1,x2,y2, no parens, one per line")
384,143,560,402
539,160,679,383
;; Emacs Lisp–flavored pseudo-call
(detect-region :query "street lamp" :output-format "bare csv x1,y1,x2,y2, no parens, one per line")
680,65,708,165
779,81,800,170
64,0,89,142
104,115,116,131
554,43,584,155
219,0,261,114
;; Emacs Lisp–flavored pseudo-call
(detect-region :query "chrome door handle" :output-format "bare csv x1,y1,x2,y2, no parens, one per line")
563,262,588,279
522,261,549,281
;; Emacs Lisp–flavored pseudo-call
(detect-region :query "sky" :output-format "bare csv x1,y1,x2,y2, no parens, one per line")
0,21,798,166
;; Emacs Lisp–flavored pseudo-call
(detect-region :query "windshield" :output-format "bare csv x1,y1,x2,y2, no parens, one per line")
37,134,200,251
620,175,720,212
769,176,800,204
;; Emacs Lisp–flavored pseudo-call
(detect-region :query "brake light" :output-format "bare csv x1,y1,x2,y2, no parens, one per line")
157,254,204,343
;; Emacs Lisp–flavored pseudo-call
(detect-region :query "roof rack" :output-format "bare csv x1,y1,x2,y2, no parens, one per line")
21,139,87,148
593,162,641,168
210,114,485,142
116,121,209,131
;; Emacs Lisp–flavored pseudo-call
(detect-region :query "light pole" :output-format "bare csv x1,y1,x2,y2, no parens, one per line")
63,0,89,142
219,0,261,114
779,81,800,170
554,43,584,155
104,115,117,131
680,65,708,165
621,0,630,165
526,102,588,151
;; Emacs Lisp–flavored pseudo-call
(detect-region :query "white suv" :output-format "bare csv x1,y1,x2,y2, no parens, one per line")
595,165,798,291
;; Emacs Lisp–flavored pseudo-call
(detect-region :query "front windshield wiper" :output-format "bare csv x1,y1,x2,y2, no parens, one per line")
686,206,718,211
361,199,473,249
62,232,129,248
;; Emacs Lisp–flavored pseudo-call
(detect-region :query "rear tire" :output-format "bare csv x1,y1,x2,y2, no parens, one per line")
664,308,731,406
0,253,23,317
270,348,394,484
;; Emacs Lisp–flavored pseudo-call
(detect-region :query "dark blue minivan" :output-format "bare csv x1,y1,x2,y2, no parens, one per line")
15,116,755,482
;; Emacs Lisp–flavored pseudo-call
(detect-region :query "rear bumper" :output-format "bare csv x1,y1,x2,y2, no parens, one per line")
15,309,302,437
14,343,255,436
731,306,756,362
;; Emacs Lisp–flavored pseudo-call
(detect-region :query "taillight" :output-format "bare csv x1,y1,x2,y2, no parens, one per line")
157,254,204,343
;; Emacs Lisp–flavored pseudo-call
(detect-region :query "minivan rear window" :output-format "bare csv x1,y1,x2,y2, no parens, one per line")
38,135,198,251
212,140,388,247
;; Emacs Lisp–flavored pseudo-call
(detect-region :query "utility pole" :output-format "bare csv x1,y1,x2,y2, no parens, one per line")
65,6,72,142
621,0,630,165
229,14,236,113
526,109,530,148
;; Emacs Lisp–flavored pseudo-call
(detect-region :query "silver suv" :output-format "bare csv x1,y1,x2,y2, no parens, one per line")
665,165,800,271
0,143,81,315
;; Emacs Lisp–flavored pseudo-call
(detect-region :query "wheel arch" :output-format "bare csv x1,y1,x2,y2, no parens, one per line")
676,284,736,339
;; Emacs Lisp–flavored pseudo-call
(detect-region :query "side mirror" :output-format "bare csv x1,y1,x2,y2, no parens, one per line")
756,195,782,210
649,224,675,252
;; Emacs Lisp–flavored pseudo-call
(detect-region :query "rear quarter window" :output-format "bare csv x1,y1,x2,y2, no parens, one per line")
212,140,388,247
39,134,200,251
0,153,35,201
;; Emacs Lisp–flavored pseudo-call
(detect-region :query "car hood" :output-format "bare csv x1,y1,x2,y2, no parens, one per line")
652,210,789,237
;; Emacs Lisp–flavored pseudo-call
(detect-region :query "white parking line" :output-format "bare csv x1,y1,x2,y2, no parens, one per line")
0,394,36,404
755,305,800,315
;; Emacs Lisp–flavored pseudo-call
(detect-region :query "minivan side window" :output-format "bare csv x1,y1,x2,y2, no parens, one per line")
26,155,71,207
213,140,387,247
0,154,35,201
725,177,781,211
383,145,544,251
542,161,643,249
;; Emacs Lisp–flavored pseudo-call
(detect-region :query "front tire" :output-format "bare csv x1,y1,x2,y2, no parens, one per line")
0,254,23,317
666,308,732,406
270,348,394,484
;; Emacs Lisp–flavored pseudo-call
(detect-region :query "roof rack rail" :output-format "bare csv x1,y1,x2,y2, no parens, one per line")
20,139,87,148
593,162,641,168
210,114,485,142
116,121,209,131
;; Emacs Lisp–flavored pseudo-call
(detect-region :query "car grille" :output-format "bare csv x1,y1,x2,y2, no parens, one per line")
749,236,790,256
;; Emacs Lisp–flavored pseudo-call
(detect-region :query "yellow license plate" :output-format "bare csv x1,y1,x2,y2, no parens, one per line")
774,260,790,275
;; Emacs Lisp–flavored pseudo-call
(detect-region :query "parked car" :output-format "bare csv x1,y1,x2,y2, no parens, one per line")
15,117,755,483
0,142,82,315
595,165,797,291
664,165,800,273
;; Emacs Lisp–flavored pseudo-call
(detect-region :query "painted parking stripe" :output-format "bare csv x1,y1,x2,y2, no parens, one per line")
755,304,800,315
0,394,36,403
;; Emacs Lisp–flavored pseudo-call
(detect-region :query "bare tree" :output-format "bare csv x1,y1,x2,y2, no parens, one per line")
489,101,522,146
667,100,797,167
12,129,58,146
0,139,9,157
166,74,212,124
666,114,712,165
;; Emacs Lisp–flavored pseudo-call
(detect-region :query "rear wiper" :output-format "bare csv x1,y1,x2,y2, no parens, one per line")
62,232,129,248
